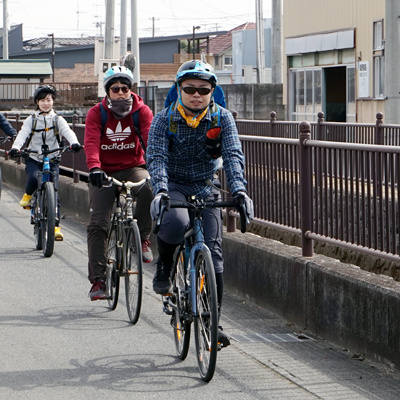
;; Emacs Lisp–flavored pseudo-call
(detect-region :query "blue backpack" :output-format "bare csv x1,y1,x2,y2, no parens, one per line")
164,84,227,159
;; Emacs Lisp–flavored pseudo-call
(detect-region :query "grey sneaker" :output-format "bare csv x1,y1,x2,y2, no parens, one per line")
89,280,107,301
141,239,153,263
152,260,172,295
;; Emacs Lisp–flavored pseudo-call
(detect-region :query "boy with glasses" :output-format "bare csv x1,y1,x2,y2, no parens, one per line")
84,66,154,301
147,60,254,349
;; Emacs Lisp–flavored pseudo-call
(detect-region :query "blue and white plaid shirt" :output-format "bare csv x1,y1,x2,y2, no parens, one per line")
147,104,247,199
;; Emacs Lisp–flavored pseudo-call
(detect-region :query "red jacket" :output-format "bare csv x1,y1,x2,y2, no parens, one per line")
84,94,153,174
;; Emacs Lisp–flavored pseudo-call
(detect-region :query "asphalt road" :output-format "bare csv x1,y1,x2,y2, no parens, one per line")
1,183,400,400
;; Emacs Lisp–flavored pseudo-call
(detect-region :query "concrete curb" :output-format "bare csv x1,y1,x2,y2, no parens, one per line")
2,155,400,370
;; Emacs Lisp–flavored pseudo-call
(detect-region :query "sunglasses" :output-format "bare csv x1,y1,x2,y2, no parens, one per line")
181,86,212,95
110,85,130,94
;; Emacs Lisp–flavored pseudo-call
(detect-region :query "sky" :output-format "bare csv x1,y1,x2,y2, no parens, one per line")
2,0,272,40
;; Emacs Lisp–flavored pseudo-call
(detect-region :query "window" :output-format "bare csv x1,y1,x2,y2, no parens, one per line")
373,20,383,51
224,57,233,66
373,20,384,98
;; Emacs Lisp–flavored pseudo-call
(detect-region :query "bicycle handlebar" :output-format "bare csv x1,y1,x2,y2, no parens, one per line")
0,136,13,145
153,195,247,235
7,144,81,159
105,175,150,190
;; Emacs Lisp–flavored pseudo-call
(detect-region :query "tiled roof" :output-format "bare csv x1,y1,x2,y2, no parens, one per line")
201,22,256,55
23,37,96,50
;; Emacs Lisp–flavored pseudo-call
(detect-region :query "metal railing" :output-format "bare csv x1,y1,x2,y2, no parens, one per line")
224,113,400,264
3,111,400,263
0,82,98,107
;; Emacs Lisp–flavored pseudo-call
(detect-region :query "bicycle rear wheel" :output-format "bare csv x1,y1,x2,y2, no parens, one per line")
125,221,142,324
106,217,121,310
41,182,55,257
172,249,191,360
193,247,218,382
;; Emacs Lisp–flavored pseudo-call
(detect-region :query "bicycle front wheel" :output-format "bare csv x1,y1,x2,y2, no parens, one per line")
41,182,55,257
172,249,191,360
124,221,142,324
193,247,219,382
106,217,121,310
33,194,42,250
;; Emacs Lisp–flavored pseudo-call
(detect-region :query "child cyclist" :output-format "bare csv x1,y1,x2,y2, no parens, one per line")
9,85,82,240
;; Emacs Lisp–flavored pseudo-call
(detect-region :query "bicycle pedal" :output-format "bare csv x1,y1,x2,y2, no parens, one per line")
55,237,63,241
23,206,31,210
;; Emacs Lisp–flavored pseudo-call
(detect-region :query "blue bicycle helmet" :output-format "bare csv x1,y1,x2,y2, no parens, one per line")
103,65,134,92
176,60,217,87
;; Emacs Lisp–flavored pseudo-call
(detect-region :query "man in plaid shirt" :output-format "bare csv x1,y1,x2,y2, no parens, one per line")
147,60,254,349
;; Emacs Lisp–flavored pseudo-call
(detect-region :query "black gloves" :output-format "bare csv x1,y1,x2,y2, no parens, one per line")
89,168,106,188
70,143,82,153
234,191,254,221
8,148,20,158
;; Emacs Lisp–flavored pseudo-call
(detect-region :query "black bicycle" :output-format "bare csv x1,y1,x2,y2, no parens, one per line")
105,176,150,324
11,144,76,257
154,193,248,382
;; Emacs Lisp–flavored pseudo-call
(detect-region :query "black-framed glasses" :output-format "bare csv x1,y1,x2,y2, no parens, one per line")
110,85,130,94
181,86,212,95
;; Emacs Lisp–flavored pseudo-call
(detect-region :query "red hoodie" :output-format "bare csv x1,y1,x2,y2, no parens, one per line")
84,94,153,174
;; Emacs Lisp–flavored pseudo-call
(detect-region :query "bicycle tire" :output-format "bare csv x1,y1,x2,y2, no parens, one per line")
124,221,142,324
33,194,42,250
41,182,55,257
172,249,191,360
193,247,219,382
106,216,120,310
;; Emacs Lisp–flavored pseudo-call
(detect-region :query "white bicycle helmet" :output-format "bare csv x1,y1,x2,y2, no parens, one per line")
103,66,134,91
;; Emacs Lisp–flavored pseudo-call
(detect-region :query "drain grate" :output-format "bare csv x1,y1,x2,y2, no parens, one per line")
231,333,313,343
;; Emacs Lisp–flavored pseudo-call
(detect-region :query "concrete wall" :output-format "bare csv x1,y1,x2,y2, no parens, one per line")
2,156,400,370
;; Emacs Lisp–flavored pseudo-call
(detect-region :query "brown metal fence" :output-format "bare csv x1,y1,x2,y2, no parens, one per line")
2,111,400,263
0,82,98,107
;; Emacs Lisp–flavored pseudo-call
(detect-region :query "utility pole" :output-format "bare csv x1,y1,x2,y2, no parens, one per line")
255,0,265,83
120,0,127,57
131,0,140,86
104,0,115,59
3,0,9,60
271,0,282,84
48,33,55,82
149,17,159,37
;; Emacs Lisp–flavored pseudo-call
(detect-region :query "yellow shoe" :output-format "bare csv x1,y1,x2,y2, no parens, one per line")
20,193,32,207
55,227,64,241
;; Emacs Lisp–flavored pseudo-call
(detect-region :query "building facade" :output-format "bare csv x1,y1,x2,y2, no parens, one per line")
283,0,399,123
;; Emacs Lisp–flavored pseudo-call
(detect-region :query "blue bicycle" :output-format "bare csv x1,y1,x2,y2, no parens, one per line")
12,144,77,257
154,194,248,382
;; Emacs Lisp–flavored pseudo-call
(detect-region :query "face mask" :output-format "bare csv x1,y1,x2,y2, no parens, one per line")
107,96,133,119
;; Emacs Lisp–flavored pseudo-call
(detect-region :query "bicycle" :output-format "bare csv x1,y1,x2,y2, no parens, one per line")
0,135,14,199
154,193,248,382
10,143,77,257
104,175,150,324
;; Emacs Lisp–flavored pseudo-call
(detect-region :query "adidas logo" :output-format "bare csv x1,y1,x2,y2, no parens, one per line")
101,122,136,150
106,121,131,142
